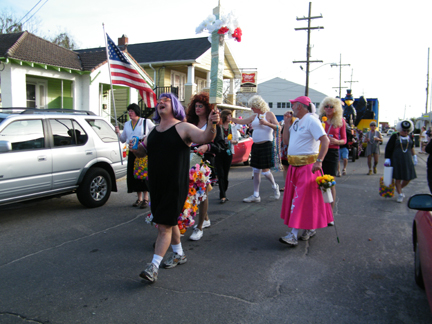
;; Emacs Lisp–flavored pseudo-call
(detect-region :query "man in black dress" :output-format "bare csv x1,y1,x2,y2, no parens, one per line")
131,93,219,282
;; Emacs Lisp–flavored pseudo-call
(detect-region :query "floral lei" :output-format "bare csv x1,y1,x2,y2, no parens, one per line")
145,150,211,234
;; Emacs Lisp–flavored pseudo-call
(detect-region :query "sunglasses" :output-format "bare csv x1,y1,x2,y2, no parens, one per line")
324,105,334,109
157,97,171,104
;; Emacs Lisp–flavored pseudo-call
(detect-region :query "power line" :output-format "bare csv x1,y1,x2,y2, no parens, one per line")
17,0,43,24
21,0,49,26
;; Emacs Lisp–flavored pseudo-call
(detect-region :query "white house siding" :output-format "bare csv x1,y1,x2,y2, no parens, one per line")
255,77,330,120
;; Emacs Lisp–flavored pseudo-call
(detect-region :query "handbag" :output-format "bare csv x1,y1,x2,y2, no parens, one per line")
133,118,148,180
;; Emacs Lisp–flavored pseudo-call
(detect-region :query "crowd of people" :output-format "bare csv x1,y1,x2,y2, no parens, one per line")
117,92,423,283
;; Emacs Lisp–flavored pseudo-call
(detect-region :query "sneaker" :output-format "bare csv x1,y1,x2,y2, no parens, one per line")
194,219,211,229
373,166,377,174
163,252,187,269
279,232,298,246
397,194,404,203
139,263,158,283
328,221,335,226
299,229,317,241
243,195,261,203
189,228,203,241
271,184,281,200
367,170,372,175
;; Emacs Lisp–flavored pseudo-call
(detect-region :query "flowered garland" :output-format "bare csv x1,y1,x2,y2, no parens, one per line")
379,177,395,198
316,174,336,191
195,11,242,43
133,156,148,180
145,151,212,234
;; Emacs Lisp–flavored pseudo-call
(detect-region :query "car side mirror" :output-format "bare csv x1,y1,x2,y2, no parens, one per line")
0,140,12,153
408,194,432,211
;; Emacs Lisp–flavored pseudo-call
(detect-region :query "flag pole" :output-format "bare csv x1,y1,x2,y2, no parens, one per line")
103,23,123,165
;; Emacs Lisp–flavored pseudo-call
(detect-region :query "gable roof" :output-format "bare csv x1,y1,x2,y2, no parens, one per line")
258,77,329,102
0,31,153,81
0,31,82,71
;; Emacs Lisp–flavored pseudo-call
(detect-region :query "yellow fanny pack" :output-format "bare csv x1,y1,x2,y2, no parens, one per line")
287,154,318,166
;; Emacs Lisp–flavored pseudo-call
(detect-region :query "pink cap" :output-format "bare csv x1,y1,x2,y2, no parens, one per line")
289,96,311,106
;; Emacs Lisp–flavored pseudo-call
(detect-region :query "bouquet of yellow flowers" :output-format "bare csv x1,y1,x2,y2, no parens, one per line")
316,173,335,203
315,174,336,191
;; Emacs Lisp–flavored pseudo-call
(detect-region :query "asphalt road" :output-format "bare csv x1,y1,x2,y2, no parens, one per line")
1,137,431,324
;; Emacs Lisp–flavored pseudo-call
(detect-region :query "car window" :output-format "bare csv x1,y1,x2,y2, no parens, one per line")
0,119,45,151
50,119,88,147
86,119,118,142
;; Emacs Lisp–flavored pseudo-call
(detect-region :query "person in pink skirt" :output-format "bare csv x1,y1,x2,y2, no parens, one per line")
279,96,334,246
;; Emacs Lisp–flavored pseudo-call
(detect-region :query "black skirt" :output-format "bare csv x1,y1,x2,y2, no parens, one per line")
250,141,274,169
322,148,339,176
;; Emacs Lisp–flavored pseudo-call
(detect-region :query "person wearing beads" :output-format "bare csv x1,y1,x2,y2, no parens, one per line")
384,120,417,203
130,93,220,283
279,96,333,247
186,92,224,241
215,110,239,204
231,95,281,202
115,103,155,209
364,121,383,175
318,97,347,211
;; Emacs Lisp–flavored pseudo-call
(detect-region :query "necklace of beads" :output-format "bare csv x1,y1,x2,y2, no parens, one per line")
400,136,409,153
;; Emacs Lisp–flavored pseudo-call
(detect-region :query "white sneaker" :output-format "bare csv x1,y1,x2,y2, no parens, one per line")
299,229,317,241
189,228,203,241
328,221,334,226
397,194,404,203
279,232,298,246
194,219,211,229
243,195,261,203
271,184,280,200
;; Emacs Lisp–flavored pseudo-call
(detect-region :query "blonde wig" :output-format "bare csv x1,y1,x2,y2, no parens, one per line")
248,95,270,113
318,97,344,128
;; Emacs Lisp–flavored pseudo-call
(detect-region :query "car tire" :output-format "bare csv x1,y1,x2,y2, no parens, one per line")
77,167,112,208
351,147,357,162
244,153,251,165
414,239,425,289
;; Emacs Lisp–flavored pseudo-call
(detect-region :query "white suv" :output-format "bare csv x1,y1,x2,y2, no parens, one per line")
0,108,127,208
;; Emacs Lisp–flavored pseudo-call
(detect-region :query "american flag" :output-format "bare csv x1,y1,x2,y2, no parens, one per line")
106,34,156,107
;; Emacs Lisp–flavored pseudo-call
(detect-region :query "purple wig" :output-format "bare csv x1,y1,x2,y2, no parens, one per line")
153,93,186,123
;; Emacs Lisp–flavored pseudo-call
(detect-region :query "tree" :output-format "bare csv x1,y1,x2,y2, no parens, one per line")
51,33,77,50
0,10,77,50
0,11,23,34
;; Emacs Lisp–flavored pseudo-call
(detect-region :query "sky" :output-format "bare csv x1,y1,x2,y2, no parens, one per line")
3,0,432,126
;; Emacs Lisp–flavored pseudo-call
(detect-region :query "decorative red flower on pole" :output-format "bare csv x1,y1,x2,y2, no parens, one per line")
232,27,242,42
217,26,230,34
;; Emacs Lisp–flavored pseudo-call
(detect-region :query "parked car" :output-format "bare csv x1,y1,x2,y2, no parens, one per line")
409,194,432,312
387,128,395,136
231,135,253,165
0,108,127,208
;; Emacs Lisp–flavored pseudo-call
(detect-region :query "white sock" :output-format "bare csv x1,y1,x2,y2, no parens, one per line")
262,170,276,188
253,168,261,196
291,228,299,239
151,254,163,268
171,243,184,256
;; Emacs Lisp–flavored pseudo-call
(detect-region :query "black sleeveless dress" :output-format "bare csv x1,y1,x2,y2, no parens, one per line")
147,122,190,226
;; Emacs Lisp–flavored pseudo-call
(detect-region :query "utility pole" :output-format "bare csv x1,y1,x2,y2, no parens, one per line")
332,54,350,98
292,2,324,96
426,47,430,115
344,69,358,92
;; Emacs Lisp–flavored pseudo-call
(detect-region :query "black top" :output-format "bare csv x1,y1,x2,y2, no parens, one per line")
147,123,189,226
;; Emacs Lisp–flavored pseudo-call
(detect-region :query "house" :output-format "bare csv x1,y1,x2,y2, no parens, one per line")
0,31,153,124
237,77,329,121
77,35,242,109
